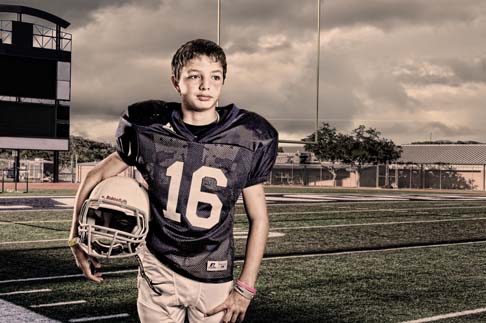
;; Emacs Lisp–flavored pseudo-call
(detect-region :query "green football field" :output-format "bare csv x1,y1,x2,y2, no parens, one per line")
2,193,486,322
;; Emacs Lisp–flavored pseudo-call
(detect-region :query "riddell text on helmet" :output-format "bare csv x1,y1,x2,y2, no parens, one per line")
101,195,128,204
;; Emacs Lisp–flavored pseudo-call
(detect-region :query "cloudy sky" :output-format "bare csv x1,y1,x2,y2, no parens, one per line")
1,0,485,145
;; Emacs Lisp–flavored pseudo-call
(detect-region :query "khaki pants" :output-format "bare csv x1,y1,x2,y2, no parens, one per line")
137,247,233,323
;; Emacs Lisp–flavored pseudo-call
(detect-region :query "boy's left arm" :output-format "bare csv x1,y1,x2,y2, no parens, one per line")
206,183,269,323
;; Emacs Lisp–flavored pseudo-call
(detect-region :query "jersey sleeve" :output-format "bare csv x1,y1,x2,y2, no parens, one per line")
245,136,278,188
115,112,138,166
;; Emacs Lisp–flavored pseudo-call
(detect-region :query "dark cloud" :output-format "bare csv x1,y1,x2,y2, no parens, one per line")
0,0,162,28
2,0,484,143
366,73,421,109
445,58,486,83
322,0,483,31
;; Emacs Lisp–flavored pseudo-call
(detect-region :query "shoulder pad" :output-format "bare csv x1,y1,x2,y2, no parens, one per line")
238,109,278,141
125,100,172,126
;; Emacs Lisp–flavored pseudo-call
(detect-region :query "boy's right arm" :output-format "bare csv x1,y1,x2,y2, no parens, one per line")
69,152,129,282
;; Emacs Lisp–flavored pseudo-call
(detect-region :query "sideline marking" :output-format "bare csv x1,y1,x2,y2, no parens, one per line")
3,241,486,284
0,299,61,322
69,313,129,322
400,307,486,323
0,288,51,296
31,300,86,308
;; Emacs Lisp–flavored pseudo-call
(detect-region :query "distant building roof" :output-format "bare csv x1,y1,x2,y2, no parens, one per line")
399,144,486,165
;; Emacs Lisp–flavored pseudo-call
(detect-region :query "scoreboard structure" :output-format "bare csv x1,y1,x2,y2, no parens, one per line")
0,4,72,181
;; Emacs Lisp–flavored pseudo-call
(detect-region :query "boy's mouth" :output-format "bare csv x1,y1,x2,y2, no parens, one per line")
197,95,213,101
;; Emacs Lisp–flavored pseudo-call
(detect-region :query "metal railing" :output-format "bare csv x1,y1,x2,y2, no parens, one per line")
1,168,29,193
0,20,72,51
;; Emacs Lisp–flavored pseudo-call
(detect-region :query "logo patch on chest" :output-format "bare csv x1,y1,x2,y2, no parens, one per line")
207,260,228,271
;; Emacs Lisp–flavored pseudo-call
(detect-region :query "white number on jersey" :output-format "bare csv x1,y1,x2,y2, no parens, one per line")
163,161,227,229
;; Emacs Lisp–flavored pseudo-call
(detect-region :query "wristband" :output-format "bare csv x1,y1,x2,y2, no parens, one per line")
68,237,80,247
233,285,254,300
236,280,257,294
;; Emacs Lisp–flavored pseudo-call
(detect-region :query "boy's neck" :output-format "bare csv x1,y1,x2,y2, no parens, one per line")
181,105,219,126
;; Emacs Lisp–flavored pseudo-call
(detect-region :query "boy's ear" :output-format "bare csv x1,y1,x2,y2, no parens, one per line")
171,75,181,94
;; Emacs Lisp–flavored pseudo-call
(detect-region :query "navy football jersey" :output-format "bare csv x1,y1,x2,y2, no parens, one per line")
115,100,278,282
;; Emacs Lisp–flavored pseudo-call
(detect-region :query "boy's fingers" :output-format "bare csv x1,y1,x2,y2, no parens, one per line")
206,303,227,316
80,259,102,283
90,257,101,268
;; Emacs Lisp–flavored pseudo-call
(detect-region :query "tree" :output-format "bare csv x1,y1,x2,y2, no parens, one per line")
304,123,402,187
303,123,343,186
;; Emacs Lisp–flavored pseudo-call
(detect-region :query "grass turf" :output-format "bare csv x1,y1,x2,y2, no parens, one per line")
2,199,486,322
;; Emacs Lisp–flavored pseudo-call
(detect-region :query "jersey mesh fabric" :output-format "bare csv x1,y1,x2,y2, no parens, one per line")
115,100,278,283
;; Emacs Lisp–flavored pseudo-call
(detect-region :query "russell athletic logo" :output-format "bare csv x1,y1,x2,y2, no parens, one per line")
102,195,128,204
207,260,228,271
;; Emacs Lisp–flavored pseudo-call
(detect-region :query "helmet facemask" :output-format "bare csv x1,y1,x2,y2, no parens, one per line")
78,177,150,259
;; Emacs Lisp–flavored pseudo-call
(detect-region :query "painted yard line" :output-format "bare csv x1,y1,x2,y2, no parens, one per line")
1,204,484,224
1,200,483,213
0,208,69,213
0,220,71,225
0,232,285,246
4,212,486,246
0,299,61,323
0,239,65,245
4,241,486,285
238,205,486,216
0,205,32,209
0,204,483,225
0,195,74,199
4,217,486,246
270,217,486,230
234,231,285,239
0,269,137,284
0,288,51,296
69,313,129,322
261,240,486,260
31,300,86,308
400,307,486,323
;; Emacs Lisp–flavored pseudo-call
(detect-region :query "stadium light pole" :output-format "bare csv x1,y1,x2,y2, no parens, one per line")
217,0,221,46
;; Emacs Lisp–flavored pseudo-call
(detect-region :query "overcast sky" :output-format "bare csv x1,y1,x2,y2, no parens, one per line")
1,0,485,145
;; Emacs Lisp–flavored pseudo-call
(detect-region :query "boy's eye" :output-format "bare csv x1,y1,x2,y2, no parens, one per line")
212,75,221,81
188,75,199,79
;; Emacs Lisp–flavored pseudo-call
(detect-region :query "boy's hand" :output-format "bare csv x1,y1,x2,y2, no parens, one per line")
206,290,251,323
70,244,103,282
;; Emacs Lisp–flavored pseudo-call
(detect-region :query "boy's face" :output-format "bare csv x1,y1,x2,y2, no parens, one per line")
172,55,224,112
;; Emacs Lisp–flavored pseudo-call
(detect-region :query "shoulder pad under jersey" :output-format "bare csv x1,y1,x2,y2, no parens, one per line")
125,100,173,126
237,109,278,141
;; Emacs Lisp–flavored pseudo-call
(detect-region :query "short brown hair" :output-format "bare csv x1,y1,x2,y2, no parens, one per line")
171,39,227,81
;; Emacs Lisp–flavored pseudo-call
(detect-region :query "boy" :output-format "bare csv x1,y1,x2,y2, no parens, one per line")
69,39,278,323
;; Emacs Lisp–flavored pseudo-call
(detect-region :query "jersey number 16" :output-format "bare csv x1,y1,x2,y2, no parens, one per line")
163,161,227,229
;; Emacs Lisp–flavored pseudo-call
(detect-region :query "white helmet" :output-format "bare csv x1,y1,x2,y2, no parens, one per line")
78,176,150,259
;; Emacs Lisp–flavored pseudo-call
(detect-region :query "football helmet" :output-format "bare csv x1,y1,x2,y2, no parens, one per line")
78,176,150,259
